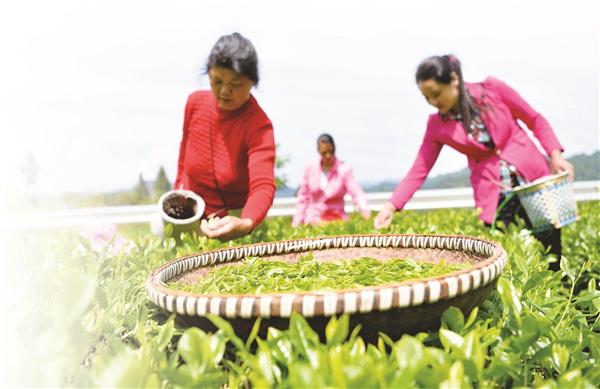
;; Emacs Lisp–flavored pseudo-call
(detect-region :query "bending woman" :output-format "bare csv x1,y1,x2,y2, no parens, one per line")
172,33,276,242
374,55,573,269
293,134,371,226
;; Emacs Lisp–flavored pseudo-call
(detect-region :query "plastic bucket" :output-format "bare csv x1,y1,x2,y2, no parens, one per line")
512,171,579,233
157,190,206,239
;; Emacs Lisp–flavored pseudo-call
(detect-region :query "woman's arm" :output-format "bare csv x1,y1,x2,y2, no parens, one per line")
201,216,254,242
173,94,194,190
487,77,563,155
375,124,443,229
240,122,277,228
343,165,371,220
202,121,276,242
389,127,443,211
549,150,574,181
292,164,311,227
487,76,571,179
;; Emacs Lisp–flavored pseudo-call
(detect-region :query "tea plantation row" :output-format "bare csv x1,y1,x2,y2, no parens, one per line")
1,201,598,388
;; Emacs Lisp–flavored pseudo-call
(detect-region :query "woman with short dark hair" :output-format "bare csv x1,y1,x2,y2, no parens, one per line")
170,32,276,242
374,55,573,269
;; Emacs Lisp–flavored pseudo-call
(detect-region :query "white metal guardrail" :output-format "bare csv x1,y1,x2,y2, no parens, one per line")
1,181,598,231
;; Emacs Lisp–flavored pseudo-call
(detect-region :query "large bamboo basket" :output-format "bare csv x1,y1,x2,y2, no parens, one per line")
147,234,507,342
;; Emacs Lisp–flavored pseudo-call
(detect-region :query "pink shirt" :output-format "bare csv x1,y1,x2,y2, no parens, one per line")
389,76,563,224
293,157,370,227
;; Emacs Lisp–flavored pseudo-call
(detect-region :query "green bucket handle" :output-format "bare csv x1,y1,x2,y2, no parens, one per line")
490,192,516,234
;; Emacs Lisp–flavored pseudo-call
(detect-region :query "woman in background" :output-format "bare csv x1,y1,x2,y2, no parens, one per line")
374,55,573,270
293,134,371,227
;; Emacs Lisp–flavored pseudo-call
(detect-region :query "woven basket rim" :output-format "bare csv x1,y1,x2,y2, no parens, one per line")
146,234,506,318
512,170,570,195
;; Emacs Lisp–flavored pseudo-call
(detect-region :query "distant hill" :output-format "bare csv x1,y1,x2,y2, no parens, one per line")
40,151,598,210
274,186,297,198
421,169,471,190
568,151,600,181
362,151,599,192
152,151,600,198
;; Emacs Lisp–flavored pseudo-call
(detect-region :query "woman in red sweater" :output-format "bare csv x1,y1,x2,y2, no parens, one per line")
173,33,276,242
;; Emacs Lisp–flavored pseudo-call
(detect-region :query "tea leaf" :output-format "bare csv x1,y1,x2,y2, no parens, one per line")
497,277,522,332
169,257,472,295
326,314,349,346
441,306,465,333
156,315,174,352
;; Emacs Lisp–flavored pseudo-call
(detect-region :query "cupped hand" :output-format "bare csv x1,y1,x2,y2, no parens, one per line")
550,150,574,183
201,216,253,242
360,210,372,220
373,202,397,229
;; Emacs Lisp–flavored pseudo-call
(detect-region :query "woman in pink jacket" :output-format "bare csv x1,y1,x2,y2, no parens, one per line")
293,134,371,227
374,55,573,269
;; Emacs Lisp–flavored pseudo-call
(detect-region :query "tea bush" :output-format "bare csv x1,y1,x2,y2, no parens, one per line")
2,201,598,388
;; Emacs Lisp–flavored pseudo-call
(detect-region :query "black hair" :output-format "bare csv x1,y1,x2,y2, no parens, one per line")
416,55,482,131
206,32,259,85
317,134,335,152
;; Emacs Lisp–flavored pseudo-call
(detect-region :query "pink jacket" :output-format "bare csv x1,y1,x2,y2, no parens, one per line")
389,76,563,224
293,157,370,226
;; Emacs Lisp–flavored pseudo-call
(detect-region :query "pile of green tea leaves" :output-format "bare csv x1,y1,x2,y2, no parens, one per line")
168,254,472,295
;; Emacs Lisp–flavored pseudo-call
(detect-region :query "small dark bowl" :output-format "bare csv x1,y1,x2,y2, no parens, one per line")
147,234,506,343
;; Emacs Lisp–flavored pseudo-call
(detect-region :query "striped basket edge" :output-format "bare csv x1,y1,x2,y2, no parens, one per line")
146,234,506,319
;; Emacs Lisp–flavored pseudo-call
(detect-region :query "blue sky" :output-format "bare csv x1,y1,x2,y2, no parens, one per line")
1,0,598,198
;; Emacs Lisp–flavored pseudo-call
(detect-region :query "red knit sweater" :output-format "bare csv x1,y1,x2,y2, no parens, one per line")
174,91,276,227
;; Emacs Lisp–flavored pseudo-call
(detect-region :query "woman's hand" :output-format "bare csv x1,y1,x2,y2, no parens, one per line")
373,202,397,229
360,210,372,220
201,216,253,242
550,150,574,182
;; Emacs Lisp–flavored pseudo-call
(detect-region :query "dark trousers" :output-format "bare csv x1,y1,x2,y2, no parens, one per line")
486,194,562,271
